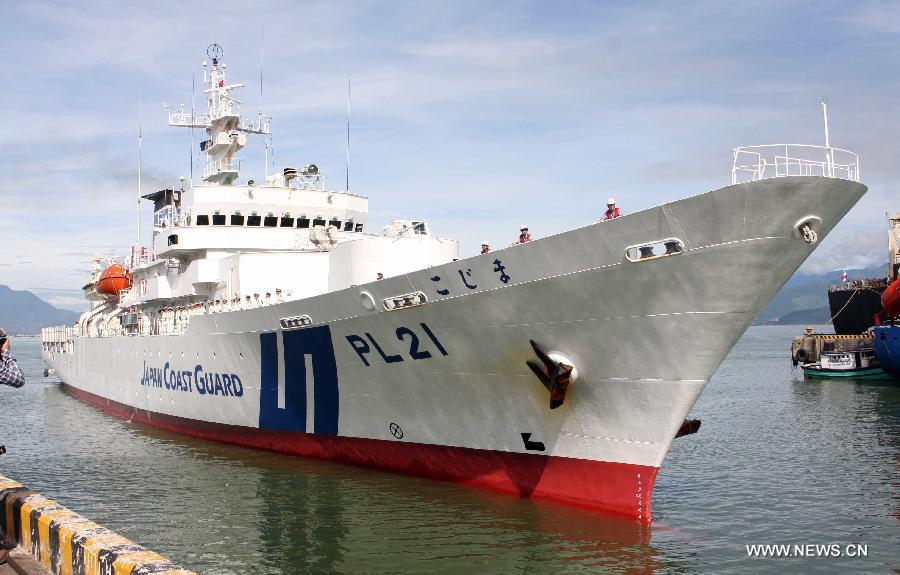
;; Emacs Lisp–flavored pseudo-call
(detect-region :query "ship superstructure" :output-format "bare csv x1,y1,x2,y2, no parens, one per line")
84,45,457,339
42,46,867,522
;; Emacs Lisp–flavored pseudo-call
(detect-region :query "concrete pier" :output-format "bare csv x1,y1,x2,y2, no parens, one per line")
0,475,195,575
791,332,874,366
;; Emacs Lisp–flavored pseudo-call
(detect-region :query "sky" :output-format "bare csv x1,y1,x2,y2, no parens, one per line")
0,0,897,311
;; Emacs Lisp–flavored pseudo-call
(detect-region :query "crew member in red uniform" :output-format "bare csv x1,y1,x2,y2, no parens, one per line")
518,225,532,243
603,198,621,221
480,241,491,254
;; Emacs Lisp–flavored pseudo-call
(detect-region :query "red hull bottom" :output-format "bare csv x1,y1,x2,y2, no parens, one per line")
63,383,658,523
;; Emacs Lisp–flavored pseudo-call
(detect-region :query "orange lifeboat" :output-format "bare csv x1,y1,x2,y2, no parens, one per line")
96,264,132,297
879,277,900,320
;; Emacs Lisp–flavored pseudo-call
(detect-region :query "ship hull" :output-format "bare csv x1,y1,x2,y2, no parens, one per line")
43,176,867,522
873,326,900,380
63,382,658,519
828,286,886,335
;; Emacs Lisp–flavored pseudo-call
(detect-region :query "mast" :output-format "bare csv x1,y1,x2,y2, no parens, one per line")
260,28,268,180
346,77,351,192
821,99,833,177
168,44,271,186
136,94,143,262
190,74,195,185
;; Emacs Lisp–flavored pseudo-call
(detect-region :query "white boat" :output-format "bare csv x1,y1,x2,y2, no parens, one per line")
802,348,889,379
41,45,866,522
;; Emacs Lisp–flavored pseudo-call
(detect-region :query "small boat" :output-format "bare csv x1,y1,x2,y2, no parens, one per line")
801,348,891,379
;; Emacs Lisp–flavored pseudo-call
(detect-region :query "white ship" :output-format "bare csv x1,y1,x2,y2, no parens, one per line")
42,46,866,522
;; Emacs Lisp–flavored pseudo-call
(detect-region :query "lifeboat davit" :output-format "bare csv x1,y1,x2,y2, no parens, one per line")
96,264,132,297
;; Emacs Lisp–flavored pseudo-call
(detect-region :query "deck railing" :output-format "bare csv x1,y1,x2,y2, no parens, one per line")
732,144,859,185
203,159,240,180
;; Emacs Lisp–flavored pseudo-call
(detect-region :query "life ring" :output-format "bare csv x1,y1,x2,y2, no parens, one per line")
795,348,809,362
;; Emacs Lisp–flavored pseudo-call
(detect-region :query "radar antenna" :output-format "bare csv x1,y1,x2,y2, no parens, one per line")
207,43,223,63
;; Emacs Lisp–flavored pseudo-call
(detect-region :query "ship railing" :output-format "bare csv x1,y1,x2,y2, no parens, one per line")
203,159,240,180
41,326,77,343
239,115,272,135
128,249,156,269
731,144,859,185
118,287,141,307
168,112,210,128
828,277,888,292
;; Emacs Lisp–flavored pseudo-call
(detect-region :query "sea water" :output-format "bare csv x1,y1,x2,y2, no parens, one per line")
1,326,896,574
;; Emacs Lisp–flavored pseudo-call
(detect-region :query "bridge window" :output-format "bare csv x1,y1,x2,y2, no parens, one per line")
343,220,354,231
196,215,209,226
297,217,310,229
231,214,245,226
280,216,295,227
329,218,342,228
264,216,278,227
247,215,261,226
313,217,326,227
355,223,364,232
212,214,226,225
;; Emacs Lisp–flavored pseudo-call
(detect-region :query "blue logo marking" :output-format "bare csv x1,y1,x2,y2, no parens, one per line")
259,326,340,435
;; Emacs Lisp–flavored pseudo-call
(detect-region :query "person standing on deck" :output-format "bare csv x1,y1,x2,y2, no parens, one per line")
602,198,621,221
518,226,532,244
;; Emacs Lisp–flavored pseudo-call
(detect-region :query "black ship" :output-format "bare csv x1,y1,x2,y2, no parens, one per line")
828,278,889,335
828,212,900,335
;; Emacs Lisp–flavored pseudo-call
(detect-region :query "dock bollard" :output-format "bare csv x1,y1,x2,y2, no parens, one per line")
0,475,196,575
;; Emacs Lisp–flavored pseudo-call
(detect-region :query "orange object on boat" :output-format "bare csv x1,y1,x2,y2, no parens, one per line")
96,264,132,296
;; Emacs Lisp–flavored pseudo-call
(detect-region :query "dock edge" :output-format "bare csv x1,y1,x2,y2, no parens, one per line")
0,475,195,575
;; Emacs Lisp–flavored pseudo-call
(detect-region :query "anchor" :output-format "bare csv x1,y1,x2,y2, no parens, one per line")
526,340,575,409
674,419,702,438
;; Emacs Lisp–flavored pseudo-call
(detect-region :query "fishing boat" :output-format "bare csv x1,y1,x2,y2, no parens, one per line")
801,348,889,379
41,45,868,523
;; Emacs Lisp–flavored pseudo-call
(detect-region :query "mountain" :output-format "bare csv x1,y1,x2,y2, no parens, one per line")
0,285,81,334
754,263,888,325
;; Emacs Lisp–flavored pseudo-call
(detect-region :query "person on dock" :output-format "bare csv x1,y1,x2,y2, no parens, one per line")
0,328,25,388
